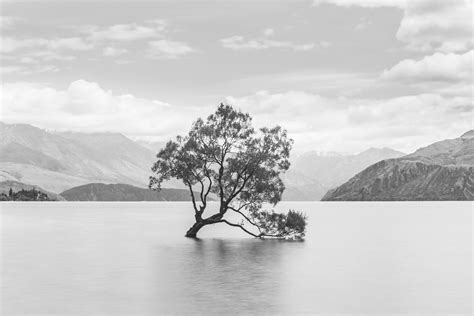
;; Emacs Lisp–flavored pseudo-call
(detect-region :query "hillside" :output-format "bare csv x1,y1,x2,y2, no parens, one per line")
281,170,328,201
322,132,474,201
0,122,408,200
60,183,194,201
0,180,64,201
283,148,405,200
0,122,158,193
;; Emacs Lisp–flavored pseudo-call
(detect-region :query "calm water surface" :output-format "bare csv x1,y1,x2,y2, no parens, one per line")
1,202,472,315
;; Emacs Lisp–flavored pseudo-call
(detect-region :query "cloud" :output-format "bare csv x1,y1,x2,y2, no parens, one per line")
0,80,202,139
313,0,473,53
147,40,195,59
319,41,332,48
0,64,60,75
381,50,473,97
229,71,375,98
0,66,24,75
262,28,275,36
396,0,473,52
1,37,83,72
1,36,93,53
226,90,472,153
82,19,167,42
312,0,405,8
84,20,195,59
0,16,24,29
65,80,115,114
1,79,471,154
102,46,128,57
0,19,194,74
1,51,76,74
26,50,76,61
382,50,473,83
48,37,94,50
355,17,373,30
220,35,317,51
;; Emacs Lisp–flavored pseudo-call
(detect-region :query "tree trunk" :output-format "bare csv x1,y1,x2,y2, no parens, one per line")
185,221,206,238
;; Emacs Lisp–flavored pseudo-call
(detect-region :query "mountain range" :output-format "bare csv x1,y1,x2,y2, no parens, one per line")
282,148,405,200
0,122,406,201
0,122,155,193
4,121,465,201
323,131,474,201
0,180,65,201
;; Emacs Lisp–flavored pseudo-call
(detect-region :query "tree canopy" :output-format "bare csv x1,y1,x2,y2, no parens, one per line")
149,103,306,239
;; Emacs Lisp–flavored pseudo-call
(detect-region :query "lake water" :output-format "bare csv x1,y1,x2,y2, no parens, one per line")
1,202,472,315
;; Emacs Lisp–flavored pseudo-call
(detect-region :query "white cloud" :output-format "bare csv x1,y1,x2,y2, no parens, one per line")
1,79,471,154
319,41,332,48
262,28,275,36
34,65,61,73
147,40,194,59
0,38,36,53
0,38,80,73
232,71,375,97
295,43,316,51
0,19,194,73
226,90,472,154
87,20,194,59
312,0,405,8
4,51,76,73
313,0,473,53
26,50,76,61
19,57,37,64
220,35,317,51
1,36,93,53
0,66,24,75
396,0,473,52
49,37,94,50
381,50,473,97
382,50,473,83
82,20,167,42
0,16,24,29
65,80,115,114
355,17,373,30
0,64,60,75
103,46,128,57
0,80,202,139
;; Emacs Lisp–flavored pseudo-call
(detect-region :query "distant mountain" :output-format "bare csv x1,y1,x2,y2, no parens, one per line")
135,140,166,153
60,183,194,201
0,180,64,201
0,122,157,193
283,147,405,200
0,142,65,171
460,130,474,138
322,132,474,201
281,170,328,201
0,121,412,201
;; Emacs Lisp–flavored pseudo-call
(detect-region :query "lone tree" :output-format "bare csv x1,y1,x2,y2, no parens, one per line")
149,104,306,239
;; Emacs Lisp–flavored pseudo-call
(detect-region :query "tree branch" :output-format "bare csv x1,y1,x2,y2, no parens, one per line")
218,220,260,238
228,206,261,230
218,219,288,239
186,182,199,214
218,164,225,212
226,168,255,204
197,178,205,207
203,173,213,202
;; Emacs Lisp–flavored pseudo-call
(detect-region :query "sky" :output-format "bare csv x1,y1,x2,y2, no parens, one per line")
0,0,472,155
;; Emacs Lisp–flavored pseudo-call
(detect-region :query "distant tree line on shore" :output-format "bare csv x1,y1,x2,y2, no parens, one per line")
0,188,52,201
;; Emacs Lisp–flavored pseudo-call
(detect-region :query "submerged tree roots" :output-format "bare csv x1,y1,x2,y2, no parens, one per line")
185,209,306,240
